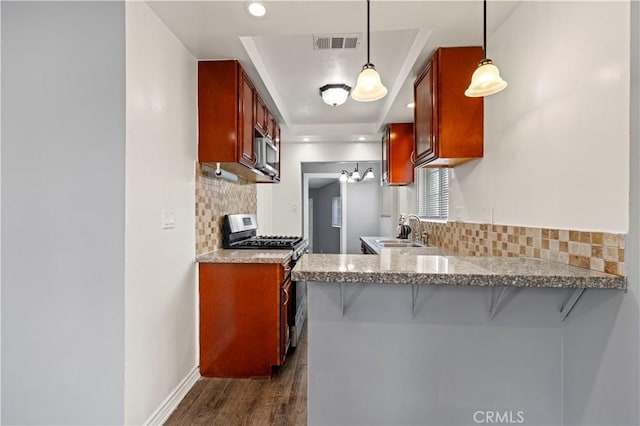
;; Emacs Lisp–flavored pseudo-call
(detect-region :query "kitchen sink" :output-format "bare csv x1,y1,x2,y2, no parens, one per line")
376,242,424,248
374,239,425,248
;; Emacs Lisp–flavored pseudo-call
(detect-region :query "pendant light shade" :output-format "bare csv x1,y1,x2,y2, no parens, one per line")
465,0,507,97
352,64,387,102
352,0,387,102
464,59,507,97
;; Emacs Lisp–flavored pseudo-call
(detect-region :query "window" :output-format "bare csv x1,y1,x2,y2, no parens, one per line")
417,168,449,220
331,196,341,227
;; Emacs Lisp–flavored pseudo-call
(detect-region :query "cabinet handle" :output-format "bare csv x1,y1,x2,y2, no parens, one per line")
284,266,292,274
410,151,417,165
283,286,290,306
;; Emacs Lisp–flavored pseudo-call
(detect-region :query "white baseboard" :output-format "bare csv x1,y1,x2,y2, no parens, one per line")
144,365,200,426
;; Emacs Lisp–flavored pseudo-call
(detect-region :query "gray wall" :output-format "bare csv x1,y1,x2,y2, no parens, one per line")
345,176,380,254
562,4,640,425
310,181,340,254
1,2,126,424
308,283,563,425
302,162,381,254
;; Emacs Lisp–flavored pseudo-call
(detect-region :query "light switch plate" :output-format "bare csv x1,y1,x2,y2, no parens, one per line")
162,209,176,229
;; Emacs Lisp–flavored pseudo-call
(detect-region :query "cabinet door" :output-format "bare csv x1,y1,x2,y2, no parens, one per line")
238,71,255,167
280,277,292,363
388,123,414,185
267,114,275,139
414,58,437,164
255,95,266,135
199,263,280,378
381,126,390,185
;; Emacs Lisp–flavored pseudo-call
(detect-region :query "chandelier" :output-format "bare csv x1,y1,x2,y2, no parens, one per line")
339,163,375,183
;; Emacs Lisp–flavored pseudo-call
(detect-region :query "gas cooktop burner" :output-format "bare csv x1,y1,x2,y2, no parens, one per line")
233,236,304,249
222,214,308,259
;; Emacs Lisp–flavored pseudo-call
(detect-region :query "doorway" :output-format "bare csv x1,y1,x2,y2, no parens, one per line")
303,173,347,253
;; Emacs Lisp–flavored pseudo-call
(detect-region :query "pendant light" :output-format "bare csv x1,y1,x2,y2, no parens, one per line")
351,0,387,102
465,0,507,97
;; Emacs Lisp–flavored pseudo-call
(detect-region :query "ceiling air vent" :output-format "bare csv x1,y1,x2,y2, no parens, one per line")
313,33,361,50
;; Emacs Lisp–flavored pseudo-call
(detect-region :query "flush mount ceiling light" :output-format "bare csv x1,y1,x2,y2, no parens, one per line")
465,0,507,97
319,84,351,107
406,102,415,108
351,0,387,102
246,2,267,18
339,163,375,183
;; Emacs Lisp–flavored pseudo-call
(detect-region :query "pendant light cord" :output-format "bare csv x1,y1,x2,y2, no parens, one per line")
366,0,371,65
483,0,487,57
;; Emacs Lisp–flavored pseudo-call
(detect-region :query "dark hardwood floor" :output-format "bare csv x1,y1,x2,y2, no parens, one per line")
165,325,307,426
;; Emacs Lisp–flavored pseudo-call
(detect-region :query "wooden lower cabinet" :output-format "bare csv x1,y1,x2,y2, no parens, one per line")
199,261,290,378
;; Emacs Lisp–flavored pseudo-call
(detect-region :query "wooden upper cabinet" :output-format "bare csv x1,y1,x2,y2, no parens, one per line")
382,123,414,186
414,47,484,167
198,60,279,183
198,60,241,163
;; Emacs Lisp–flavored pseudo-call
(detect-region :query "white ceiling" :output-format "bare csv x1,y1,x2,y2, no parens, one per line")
147,0,519,143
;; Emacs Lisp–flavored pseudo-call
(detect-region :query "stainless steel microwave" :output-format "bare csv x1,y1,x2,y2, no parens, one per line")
254,137,279,177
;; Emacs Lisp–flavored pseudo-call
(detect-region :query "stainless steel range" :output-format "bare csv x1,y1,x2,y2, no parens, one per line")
223,214,307,260
222,214,308,347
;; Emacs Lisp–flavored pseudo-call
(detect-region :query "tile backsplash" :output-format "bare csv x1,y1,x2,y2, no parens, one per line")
195,163,257,256
423,221,625,276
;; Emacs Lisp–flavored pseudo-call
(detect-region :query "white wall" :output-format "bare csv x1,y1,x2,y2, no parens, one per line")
450,1,630,233
259,142,380,235
562,2,640,425
124,3,198,425
1,2,126,424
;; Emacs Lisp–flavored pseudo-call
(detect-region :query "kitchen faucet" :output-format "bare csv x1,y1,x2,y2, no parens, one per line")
405,214,424,244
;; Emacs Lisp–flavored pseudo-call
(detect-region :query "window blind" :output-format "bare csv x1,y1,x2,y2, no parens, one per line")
417,168,449,219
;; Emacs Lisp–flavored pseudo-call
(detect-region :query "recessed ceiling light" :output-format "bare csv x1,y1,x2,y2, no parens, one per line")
302,137,310,142
406,102,415,108
246,2,267,18
358,136,366,141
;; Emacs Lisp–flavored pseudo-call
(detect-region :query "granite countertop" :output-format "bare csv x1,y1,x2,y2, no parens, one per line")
197,249,292,264
293,244,626,290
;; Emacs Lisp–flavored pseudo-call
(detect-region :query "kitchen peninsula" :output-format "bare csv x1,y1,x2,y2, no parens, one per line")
292,246,626,425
